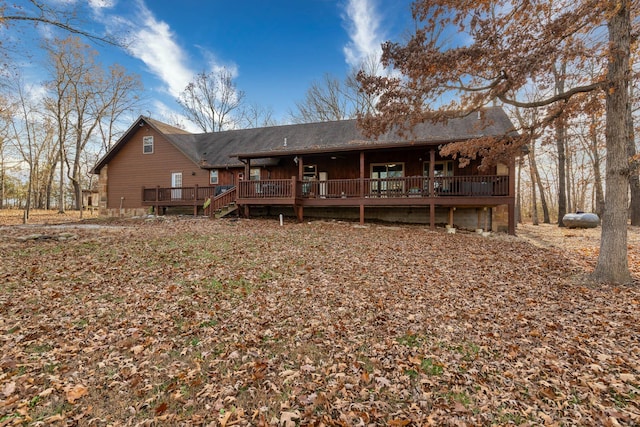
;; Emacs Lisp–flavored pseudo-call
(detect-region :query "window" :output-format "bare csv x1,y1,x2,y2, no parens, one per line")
371,163,404,193
423,160,453,177
249,167,261,181
143,136,154,154
210,169,219,185
424,160,453,192
303,165,317,181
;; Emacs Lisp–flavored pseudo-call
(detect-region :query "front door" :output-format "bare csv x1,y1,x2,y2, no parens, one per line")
171,172,182,200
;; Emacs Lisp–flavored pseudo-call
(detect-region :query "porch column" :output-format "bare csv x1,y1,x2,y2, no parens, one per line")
508,157,516,235
243,159,250,218
292,176,303,222
448,207,455,228
298,156,304,180
429,149,435,197
359,151,365,224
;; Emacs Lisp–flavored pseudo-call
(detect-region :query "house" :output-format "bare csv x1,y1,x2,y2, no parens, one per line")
92,107,518,233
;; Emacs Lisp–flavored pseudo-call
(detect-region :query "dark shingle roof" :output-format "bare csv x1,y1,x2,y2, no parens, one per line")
93,107,516,173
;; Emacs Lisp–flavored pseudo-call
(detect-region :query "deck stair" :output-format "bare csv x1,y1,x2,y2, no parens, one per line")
215,202,238,218
208,187,238,219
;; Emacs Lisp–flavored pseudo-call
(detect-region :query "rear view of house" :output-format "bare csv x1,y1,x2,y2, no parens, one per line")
92,107,518,233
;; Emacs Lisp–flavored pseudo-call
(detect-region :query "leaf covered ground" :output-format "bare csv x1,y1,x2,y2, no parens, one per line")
0,213,639,426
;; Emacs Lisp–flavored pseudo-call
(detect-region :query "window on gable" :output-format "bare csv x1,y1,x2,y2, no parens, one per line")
143,136,154,154
210,169,219,185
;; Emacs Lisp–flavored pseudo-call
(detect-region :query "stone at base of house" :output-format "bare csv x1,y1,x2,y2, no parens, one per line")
101,207,149,218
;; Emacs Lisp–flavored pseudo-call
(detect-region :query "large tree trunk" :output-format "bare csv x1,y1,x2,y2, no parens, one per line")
556,119,568,226
592,1,632,284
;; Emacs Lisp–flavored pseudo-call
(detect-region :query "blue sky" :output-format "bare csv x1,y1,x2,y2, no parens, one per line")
6,0,417,128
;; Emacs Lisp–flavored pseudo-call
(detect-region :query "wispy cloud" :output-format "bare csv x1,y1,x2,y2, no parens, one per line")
342,0,384,71
121,0,194,97
98,0,240,124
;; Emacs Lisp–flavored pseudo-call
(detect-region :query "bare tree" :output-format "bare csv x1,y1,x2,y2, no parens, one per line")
44,37,142,211
177,68,245,132
96,64,144,153
291,56,381,124
5,76,54,222
239,103,276,129
0,0,119,50
291,74,351,123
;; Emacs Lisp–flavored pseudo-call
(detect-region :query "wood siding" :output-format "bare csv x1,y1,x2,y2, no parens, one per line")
252,148,496,181
106,125,210,209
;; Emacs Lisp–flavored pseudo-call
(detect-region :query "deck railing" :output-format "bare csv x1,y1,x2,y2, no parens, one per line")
290,175,509,199
238,179,295,199
141,175,509,207
142,185,218,204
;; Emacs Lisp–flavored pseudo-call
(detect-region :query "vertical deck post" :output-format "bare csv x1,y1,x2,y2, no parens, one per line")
508,202,515,235
359,151,365,224
508,157,516,235
484,207,490,232
429,203,435,230
448,207,455,228
429,149,435,197
194,184,199,216
155,186,160,215
292,176,303,222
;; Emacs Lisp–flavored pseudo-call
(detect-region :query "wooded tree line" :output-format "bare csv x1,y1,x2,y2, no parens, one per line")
0,36,144,218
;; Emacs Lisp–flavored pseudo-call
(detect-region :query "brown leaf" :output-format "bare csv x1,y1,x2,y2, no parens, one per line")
65,384,88,404
2,381,16,397
155,402,168,415
388,419,412,426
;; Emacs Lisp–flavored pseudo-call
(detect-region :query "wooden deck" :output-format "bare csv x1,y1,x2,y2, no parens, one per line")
141,176,514,233
141,185,236,217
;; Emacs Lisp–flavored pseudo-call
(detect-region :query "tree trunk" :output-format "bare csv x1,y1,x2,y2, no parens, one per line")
566,148,573,212
516,158,522,223
530,141,550,223
552,61,569,226
58,141,65,213
528,149,539,225
0,163,4,210
592,1,632,284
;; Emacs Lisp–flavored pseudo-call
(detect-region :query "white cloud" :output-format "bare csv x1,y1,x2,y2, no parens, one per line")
121,0,194,97
97,0,241,122
88,0,116,9
342,0,383,70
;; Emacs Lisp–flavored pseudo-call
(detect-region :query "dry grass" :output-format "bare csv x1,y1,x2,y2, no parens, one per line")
0,209,85,226
0,214,639,425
